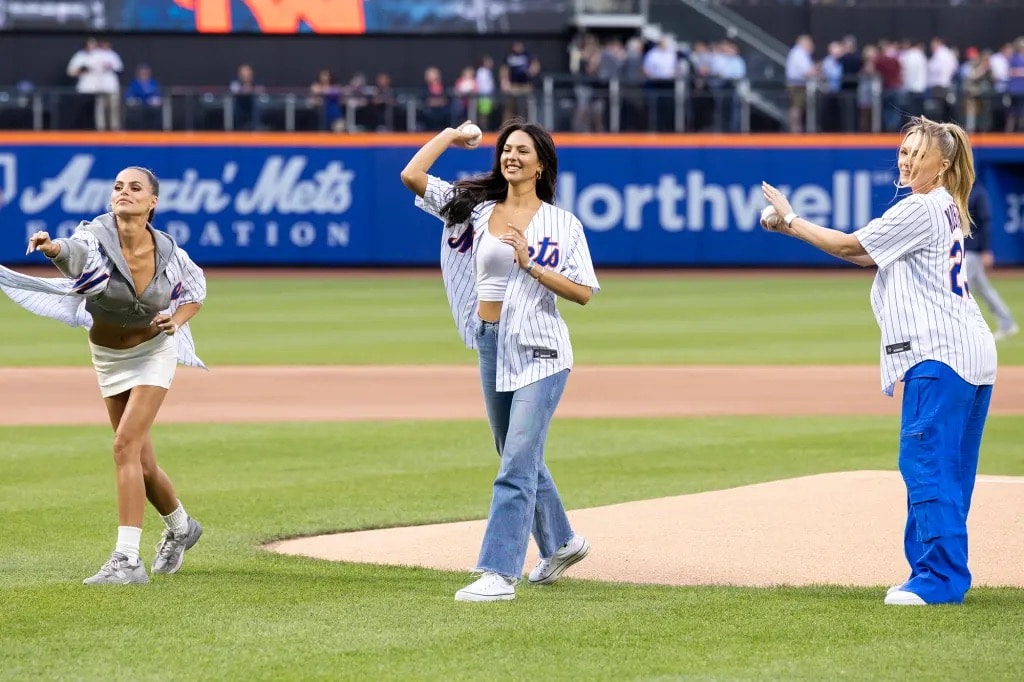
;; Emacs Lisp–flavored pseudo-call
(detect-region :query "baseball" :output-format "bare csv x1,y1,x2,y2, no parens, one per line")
760,205,781,231
462,123,482,147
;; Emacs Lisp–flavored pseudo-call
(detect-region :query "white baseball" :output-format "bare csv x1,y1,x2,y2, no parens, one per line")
462,123,482,147
760,205,781,231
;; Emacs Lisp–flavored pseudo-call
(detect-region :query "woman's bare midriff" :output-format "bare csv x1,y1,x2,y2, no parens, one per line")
478,301,503,323
89,319,162,350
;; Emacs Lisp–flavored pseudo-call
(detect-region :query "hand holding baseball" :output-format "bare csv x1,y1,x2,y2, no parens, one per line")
760,205,783,232
450,120,483,149
761,182,794,222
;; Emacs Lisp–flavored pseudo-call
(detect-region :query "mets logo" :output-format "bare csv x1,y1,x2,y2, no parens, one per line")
447,227,474,254
171,282,184,301
528,238,560,267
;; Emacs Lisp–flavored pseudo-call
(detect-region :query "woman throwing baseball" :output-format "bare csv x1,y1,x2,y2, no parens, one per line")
0,167,206,585
760,116,997,606
401,119,600,602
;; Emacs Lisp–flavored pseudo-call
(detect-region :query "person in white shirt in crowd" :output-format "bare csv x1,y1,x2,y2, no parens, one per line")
66,38,123,131
761,117,996,607
643,37,680,131
710,40,746,132
400,119,599,602
900,40,929,123
785,35,815,132
926,37,960,122
988,42,1012,130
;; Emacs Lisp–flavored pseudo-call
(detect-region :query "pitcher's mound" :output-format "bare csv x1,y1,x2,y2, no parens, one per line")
266,471,1024,588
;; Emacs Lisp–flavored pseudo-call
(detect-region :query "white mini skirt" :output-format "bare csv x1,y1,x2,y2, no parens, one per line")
89,332,177,398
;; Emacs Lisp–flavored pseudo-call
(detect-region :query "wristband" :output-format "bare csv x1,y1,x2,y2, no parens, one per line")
525,261,535,275
783,212,799,227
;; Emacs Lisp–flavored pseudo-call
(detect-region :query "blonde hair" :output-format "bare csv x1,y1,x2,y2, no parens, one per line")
900,116,976,236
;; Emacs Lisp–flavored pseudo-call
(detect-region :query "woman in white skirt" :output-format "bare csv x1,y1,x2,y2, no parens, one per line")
4,166,207,585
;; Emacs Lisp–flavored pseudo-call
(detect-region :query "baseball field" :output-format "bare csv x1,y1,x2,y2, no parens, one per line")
2,270,1023,681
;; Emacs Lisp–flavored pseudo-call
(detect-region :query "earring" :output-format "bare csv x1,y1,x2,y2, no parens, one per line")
536,170,542,179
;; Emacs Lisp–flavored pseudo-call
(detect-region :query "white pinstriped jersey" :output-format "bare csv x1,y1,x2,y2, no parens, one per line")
416,174,600,391
0,220,207,368
854,187,996,396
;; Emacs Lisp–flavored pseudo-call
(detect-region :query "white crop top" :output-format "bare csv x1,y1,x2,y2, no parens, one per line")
476,228,515,302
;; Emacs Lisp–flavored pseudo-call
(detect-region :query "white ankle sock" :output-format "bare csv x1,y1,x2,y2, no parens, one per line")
161,502,189,536
114,526,142,563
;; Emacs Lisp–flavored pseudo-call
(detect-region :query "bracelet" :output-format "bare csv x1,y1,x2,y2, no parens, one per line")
535,266,546,282
783,212,799,227
525,261,535,275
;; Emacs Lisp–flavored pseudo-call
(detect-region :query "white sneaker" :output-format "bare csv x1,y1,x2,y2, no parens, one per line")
528,535,590,585
884,589,927,606
886,584,903,596
994,324,1019,342
455,572,515,602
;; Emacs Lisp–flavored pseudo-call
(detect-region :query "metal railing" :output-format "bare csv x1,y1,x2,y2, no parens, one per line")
0,78,1018,134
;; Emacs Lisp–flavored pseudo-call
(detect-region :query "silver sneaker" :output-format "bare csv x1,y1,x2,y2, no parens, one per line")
528,535,591,585
82,552,149,585
152,518,203,575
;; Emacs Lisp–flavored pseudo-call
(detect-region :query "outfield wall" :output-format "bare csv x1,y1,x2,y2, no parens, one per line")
1,133,1022,267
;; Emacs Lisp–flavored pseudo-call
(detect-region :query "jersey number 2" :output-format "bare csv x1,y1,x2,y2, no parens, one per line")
949,241,970,298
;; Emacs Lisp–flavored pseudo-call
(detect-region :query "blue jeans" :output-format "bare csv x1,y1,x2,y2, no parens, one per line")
898,360,993,604
475,319,575,579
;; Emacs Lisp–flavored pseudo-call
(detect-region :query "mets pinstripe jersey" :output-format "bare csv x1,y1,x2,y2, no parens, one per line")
416,174,600,392
0,217,207,368
854,187,997,396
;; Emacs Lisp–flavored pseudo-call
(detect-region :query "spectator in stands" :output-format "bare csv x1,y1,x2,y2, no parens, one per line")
785,35,815,132
344,72,372,131
368,72,396,132
475,56,496,130
96,40,124,131
989,41,1012,130
124,64,162,131
688,41,715,132
900,40,928,123
875,40,904,132
66,37,123,131
643,37,680,132
592,38,627,133
838,35,863,131
857,45,880,132
309,69,343,132
1007,37,1024,132
960,47,994,133
229,64,264,131
711,40,746,132
621,37,647,131
453,66,478,124
819,40,845,132
420,66,449,131
501,41,540,122
927,37,959,121
569,33,603,133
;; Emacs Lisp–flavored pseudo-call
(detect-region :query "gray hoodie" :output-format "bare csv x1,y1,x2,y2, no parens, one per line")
49,213,179,328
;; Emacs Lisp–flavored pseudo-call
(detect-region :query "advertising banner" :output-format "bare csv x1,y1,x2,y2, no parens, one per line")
0,0,571,33
0,134,1021,267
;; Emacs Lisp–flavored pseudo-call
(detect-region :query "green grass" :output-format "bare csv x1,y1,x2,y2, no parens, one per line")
1,271,1022,366
3,416,1024,681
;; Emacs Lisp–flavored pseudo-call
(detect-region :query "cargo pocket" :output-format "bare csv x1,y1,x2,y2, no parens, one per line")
898,426,938,488
907,485,942,543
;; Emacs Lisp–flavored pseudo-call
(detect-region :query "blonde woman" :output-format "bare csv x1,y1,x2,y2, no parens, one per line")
1,166,206,585
760,117,996,606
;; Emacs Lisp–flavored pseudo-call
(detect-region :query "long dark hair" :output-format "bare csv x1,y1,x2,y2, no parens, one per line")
438,118,558,227
125,166,160,225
